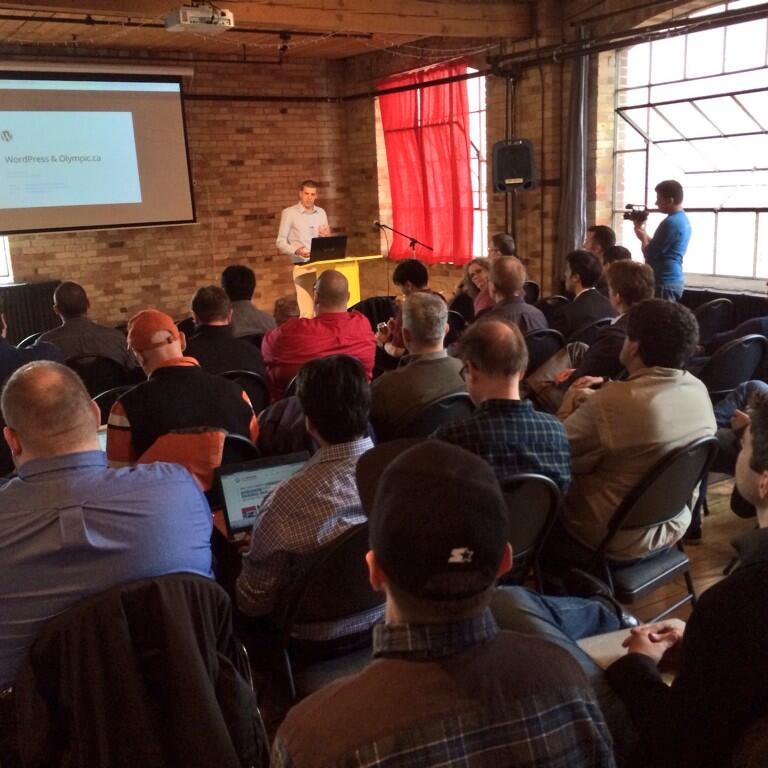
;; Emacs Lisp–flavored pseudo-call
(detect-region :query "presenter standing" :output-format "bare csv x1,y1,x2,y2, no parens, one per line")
277,180,331,316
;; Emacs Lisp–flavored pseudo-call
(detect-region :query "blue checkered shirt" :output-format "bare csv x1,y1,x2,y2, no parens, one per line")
433,398,572,491
273,609,615,767
236,436,383,641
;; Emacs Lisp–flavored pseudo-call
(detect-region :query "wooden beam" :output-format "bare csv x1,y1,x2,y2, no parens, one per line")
0,1,533,38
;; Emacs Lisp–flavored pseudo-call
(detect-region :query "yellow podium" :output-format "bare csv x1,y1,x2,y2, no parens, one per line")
292,254,382,318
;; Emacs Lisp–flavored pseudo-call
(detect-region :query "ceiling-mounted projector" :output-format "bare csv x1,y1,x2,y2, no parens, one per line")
165,5,235,34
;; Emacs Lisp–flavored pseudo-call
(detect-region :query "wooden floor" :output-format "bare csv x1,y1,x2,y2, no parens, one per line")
632,476,755,622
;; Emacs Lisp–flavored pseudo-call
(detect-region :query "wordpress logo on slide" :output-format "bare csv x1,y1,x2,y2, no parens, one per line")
0,131,11,143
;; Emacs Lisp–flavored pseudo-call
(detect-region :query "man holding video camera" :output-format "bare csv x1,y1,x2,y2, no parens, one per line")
632,179,691,301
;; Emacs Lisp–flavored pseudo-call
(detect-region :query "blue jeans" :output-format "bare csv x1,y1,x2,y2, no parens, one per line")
491,586,637,758
655,284,684,301
713,380,768,428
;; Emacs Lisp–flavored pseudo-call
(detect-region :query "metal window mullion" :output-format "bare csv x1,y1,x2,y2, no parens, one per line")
732,95,767,131
713,211,719,276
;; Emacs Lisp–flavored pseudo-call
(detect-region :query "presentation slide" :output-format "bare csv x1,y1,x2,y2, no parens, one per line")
1,111,142,209
0,75,195,235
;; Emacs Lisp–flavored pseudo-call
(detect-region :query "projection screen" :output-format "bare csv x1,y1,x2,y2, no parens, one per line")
0,72,195,235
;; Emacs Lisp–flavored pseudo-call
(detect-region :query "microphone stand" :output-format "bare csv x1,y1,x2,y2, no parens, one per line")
376,222,433,259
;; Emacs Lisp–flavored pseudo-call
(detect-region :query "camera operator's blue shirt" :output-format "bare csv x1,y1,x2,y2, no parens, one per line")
644,209,691,287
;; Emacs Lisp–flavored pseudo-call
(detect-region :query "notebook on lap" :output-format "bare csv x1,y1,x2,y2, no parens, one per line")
217,452,309,539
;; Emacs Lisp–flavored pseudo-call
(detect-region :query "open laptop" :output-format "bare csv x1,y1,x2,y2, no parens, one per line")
217,452,310,539
309,234,347,263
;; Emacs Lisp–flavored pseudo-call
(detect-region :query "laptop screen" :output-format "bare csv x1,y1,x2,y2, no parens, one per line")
220,453,309,534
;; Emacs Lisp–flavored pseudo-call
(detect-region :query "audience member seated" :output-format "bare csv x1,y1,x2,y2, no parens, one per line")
549,299,716,568
583,224,616,264
488,231,516,258
0,361,212,687
371,292,465,441
0,297,64,387
184,285,265,376
551,250,616,339
375,258,442,359
261,270,375,399
433,320,571,491
449,257,493,323
273,440,615,768
527,260,655,415
597,245,632,297
273,295,300,326
496,394,768,768
221,264,276,337
237,355,382,642
702,313,768,356
481,256,548,332
38,281,135,370
106,309,258,488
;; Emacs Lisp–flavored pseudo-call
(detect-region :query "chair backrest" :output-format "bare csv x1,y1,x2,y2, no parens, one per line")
66,355,129,397
237,332,265,350
284,375,299,397
524,328,565,375
394,392,474,439
93,385,133,424
348,296,398,332
696,334,768,397
523,281,540,305
221,433,261,464
444,309,467,347
694,297,734,344
283,523,384,630
501,474,561,584
596,436,719,555
219,369,270,413
567,316,613,346
537,295,570,324
16,330,44,349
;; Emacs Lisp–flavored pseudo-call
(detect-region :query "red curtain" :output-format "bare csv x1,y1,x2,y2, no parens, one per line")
378,62,473,265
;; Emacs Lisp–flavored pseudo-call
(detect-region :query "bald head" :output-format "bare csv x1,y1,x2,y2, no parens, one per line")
315,270,350,312
489,256,526,300
459,320,528,379
2,361,99,461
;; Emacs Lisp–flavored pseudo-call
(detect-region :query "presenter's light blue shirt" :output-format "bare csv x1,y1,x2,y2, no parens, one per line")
0,451,213,684
644,209,691,287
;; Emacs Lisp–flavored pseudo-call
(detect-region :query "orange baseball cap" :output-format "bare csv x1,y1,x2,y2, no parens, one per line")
127,309,180,353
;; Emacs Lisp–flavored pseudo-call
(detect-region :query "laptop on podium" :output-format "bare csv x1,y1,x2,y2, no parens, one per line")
309,234,347,263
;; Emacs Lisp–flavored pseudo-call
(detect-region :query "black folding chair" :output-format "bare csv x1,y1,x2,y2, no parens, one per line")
219,370,270,413
16,331,44,349
348,296,398,333
587,436,718,622
278,523,384,700
93,385,133,425
567,317,613,346
523,328,565,377
537,295,570,324
696,334,768,403
693,297,734,345
523,281,540,305
500,474,561,591
66,355,130,397
394,392,474,439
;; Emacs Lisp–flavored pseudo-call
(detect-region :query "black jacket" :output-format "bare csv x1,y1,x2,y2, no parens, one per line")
607,527,768,768
566,314,628,386
14,574,267,768
185,325,265,377
551,288,616,341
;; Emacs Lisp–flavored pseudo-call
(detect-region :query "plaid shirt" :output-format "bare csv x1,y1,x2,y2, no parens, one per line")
273,609,615,767
434,398,572,491
236,436,383,640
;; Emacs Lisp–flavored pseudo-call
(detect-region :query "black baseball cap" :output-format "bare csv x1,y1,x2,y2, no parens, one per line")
356,439,509,601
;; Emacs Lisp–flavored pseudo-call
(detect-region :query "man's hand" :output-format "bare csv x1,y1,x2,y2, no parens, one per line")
622,621,684,664
295,246,310,259
731,409,750,433
634,222,651,248
376,319,393,346
318,224,331,237
571,375,604,389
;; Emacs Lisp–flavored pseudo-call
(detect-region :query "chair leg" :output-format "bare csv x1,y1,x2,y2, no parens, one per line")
283,647,297,702
683,568,697,606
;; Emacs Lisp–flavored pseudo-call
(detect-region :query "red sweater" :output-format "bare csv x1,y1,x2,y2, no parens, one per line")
261,311,376,399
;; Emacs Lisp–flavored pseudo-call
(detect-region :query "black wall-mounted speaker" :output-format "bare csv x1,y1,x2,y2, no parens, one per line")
492,139,536,192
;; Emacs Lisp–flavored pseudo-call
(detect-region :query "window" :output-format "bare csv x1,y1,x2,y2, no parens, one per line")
0,237,11,283
613,1,768,278
467,69,488,257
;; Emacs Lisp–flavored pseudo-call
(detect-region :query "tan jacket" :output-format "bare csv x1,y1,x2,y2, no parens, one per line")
563,367,716,560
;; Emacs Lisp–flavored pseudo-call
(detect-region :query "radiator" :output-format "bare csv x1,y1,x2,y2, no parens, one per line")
0,281,61,345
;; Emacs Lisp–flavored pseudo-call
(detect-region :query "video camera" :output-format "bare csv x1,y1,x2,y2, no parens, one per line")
623,204,649,224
